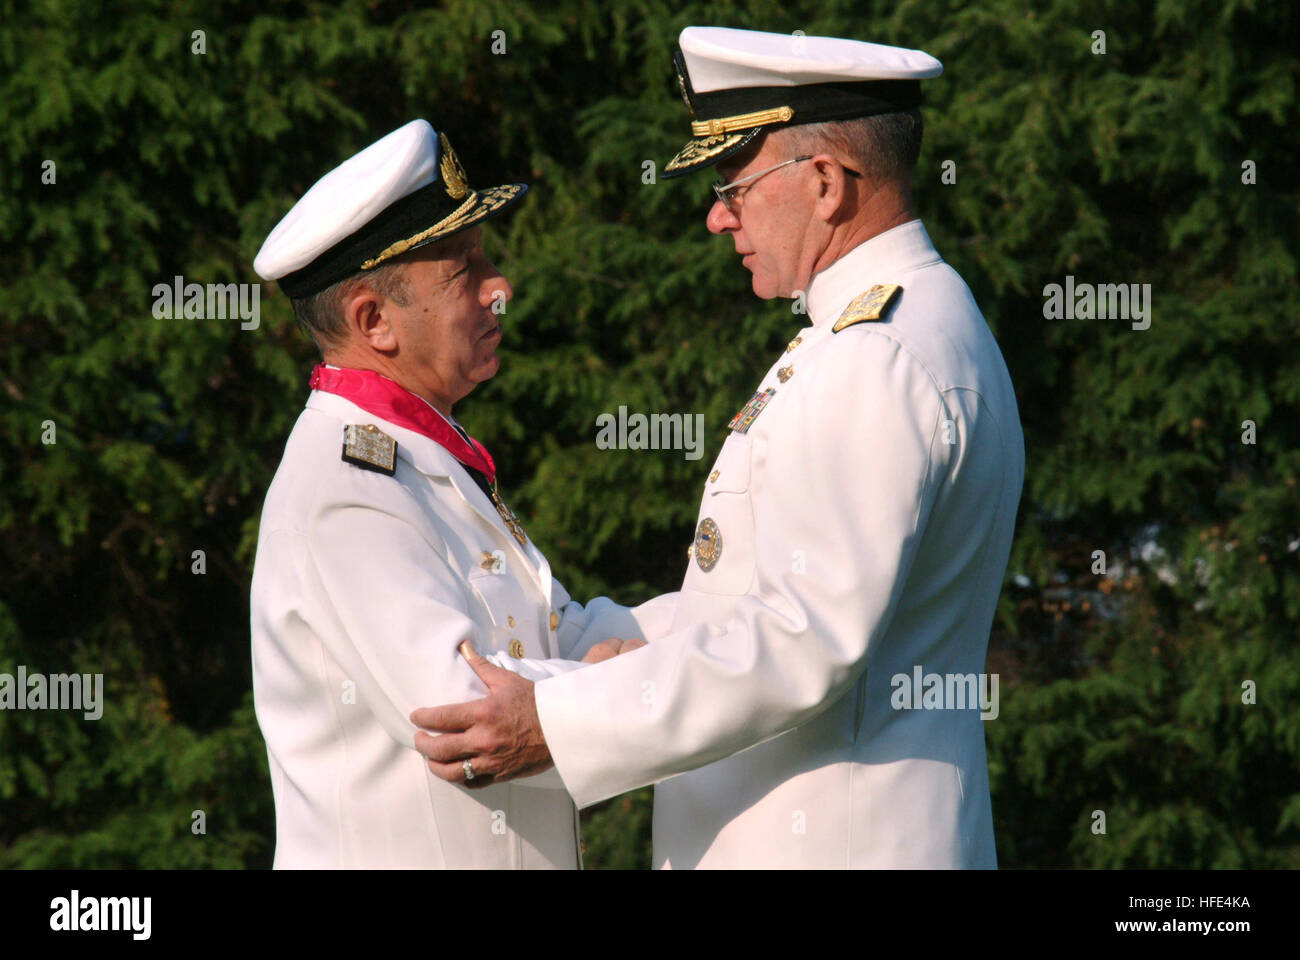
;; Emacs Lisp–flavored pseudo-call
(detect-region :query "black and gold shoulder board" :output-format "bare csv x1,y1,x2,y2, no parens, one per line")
342,424,397,476
832,284,902,333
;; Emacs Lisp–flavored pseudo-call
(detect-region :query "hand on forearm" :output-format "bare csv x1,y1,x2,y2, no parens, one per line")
581,637,648,664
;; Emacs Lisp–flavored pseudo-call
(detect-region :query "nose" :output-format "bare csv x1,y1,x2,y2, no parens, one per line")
479,259,513,309
707,199,739,235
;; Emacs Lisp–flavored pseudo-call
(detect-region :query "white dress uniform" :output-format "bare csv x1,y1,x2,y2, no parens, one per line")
248,118,646,868
250,388,641,868
534,219,1025,867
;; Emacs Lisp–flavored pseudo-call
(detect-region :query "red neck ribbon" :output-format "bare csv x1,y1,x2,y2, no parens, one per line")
309,364,496,483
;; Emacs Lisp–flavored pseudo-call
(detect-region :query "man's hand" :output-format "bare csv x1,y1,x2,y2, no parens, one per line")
410,641,553,788
581,637,648,664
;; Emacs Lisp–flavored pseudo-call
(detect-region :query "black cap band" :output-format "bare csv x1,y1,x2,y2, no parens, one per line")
691,78,921,127
279,180,490,299
675,47,922,130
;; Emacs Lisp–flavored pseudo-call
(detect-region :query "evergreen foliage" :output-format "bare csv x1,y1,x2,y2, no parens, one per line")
1,0,1295,868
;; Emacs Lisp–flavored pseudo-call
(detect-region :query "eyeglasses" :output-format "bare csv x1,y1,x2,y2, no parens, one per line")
711,156,864,212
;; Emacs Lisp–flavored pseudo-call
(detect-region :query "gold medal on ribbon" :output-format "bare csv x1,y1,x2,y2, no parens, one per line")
490,481,528,546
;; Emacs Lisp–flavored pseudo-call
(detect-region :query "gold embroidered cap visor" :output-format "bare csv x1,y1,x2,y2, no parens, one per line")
276,175,527,299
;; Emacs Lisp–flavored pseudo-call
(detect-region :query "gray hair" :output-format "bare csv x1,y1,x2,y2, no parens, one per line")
290,259,413,353
776,109,923,185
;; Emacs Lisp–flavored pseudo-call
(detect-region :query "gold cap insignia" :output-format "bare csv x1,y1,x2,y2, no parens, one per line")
674,52,696,117
832,284,902,333
341,424,397,475
677,72,695,117
694,517,723,572
508,639,525,658
439,132,471,200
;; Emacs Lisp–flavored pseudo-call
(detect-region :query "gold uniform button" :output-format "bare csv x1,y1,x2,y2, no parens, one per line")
507,615,516,628
777,365,794,383
786,336,802,353
549,611,559,631
509,639,525,658
709,469,720,483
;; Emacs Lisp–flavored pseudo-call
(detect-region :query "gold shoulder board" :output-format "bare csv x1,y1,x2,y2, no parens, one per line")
832,284,902,333
342,424,397,476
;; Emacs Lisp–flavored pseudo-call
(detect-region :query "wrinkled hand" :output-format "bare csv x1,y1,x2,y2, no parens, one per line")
581,637,649,664
581,639,621,664
410,641,553,788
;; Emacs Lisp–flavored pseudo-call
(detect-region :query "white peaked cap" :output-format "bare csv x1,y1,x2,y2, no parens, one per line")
679,26,943,93
254,119,526,297
665,27,942,177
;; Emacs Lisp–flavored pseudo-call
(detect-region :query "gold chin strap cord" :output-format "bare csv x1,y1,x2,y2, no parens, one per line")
690,106,794,137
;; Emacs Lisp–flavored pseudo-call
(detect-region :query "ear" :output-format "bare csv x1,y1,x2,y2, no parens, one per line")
809,155,855,223
343,283,399,352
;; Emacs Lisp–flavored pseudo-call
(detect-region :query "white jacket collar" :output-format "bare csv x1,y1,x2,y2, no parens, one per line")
805,219,942,329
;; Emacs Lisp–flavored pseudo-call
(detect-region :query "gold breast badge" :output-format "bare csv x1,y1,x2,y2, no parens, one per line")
694,517,722,571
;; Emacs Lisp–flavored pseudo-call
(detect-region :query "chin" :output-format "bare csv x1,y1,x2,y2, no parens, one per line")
750,275,780,300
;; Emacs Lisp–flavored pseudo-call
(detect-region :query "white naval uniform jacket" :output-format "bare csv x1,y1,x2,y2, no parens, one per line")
249,388,643,868
533,220,1025,868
